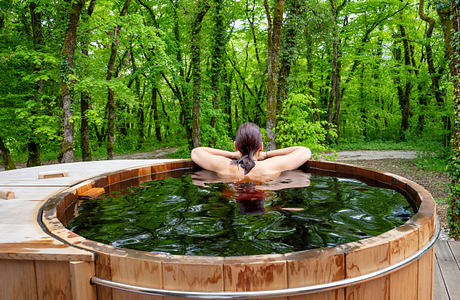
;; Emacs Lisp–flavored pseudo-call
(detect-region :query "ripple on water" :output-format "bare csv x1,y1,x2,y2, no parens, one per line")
67,173,414,256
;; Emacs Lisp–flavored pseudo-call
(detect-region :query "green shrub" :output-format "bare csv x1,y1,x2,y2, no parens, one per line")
275,93,336,158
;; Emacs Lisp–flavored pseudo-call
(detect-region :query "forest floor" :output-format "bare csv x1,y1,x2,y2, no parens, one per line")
2,148,451,238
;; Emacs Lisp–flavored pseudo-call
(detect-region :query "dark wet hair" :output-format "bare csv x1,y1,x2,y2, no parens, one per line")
233,122,262,175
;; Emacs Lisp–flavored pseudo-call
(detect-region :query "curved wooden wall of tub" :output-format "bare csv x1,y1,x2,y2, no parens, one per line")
40,160,437,300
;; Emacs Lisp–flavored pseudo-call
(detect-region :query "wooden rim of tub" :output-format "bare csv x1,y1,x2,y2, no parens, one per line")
39,159,438,296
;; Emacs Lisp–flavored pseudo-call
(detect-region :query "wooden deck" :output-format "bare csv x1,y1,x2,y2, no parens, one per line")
435,240,460,300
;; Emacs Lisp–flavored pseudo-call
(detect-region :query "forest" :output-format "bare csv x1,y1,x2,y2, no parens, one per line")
0,0,459,236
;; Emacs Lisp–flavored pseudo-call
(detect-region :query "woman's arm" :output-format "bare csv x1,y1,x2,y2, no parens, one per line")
260,146,309,160
261,146,311,173
191,147,240,172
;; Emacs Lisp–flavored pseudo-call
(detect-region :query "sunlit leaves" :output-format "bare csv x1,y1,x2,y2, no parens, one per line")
275,93,336,154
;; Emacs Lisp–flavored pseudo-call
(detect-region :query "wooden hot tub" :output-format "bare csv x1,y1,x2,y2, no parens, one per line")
41,159,438,299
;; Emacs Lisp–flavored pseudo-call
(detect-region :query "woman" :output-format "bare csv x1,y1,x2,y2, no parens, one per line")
191,122,311,180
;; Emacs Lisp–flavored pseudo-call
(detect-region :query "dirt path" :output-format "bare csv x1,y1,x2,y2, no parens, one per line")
335,150,417,161
113,147,178,160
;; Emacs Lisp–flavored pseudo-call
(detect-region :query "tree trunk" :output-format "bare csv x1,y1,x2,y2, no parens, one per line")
152,87,162,141
158,90,170,137
191,2,210,148
136,98,145,150
80,91,91,160
28,1,44,167
326,0,343,144
106,0,131,159
0,137,15,170
59,0,85,163
276,0,301,134
420,0,449,145
436,4,455,77
226,70,234,137
130,44,144,150
436,3,455,148
399,25,412,140
306,40,319,121
162,2,192,148
448,0,459,238
264,0,285,150
80,0,96,161
210,0,226,145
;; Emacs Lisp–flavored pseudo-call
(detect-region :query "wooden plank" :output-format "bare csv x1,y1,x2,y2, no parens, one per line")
35,260,72,300
95,253,113,300
417,215,435,300
78,188,105,199
434,256,450,300
224,257,286,293
286,248,345,300
288,289,344,300
436,240,455,261
436,241,460,300
448,240,460,271
345,241,390,277
418,248,434,300
0,190,15,199
389,225,419,300
112,289,156,300
69,261,97,300
345,239,390,300
163,259,224,292
38,170,69,179
0,259,37,300
389,261,417,300
345,277,389,300
111,255,163,300
162,256,223,300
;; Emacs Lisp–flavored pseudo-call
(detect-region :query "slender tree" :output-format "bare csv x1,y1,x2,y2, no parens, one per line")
28,1,45,166
106,0,131,160
264,0,285,150
419,0,449,145
276,0,302,128
151,87,162,141
326,0,343,144
80,0,97,161
210,0,226,143
0,137,15,170
398,24,413,140
448,0,460,238
59,0,85,163
191,2,210,148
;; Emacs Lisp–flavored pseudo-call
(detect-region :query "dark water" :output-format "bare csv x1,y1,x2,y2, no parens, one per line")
67,171,414,256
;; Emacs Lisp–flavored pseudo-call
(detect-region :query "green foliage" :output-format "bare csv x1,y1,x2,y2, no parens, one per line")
275,94,336,157
414,149,450,173
448,148,460,238
447,1,460,239
335,140,420,151
0,0,455,176
167,145,191,159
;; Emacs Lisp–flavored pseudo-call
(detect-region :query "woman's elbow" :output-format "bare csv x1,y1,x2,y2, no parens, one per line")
299,146,311,161
190,148,201,162
305,148,312,160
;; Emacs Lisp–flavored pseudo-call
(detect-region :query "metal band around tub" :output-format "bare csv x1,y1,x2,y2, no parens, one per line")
90,217,440,299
